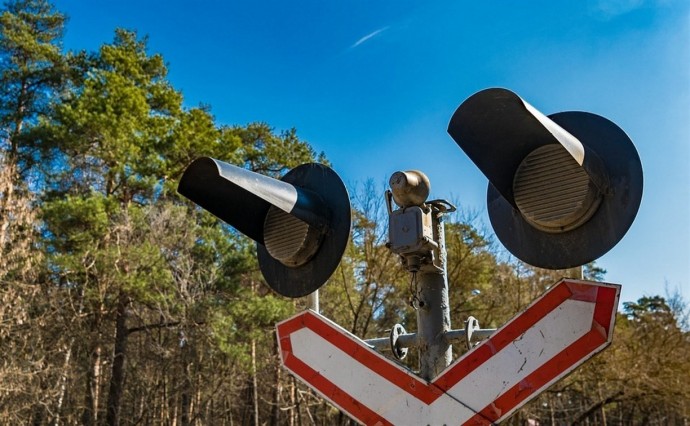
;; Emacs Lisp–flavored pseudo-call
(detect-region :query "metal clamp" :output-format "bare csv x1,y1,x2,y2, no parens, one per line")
465,316,481,350
390,324,409,360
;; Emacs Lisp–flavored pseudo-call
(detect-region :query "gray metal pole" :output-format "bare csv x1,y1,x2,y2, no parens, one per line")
416,208,452,380
386,171,456,380
307,290,319,313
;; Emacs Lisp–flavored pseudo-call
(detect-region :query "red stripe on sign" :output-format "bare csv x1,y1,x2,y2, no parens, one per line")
466,326,609,425
434,281,572,389
301,312,443,404
592,285,618,336
565,281,599,303
563,281,618,336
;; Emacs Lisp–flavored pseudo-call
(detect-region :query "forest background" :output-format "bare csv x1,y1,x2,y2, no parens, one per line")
0,1,688,424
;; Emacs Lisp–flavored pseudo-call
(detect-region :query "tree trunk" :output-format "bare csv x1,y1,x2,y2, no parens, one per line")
599,385,608,426
289,376,296,426
251,338,259,426
55,288,85,425
0,159,17,252
571,390,623,426
180,329,192,426
54,342,73,425
271,337,281,425
106,292,130,426
82,328,103,426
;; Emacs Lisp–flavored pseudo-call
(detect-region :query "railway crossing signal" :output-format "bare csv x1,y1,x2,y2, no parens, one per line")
179,87,643,424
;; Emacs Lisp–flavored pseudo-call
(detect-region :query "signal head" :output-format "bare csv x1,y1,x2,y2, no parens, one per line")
448,88,643,269
178,158,351,297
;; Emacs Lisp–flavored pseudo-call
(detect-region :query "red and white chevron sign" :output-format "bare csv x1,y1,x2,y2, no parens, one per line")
276,279,620,425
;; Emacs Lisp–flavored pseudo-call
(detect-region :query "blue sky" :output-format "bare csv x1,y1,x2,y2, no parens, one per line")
54,0,689,305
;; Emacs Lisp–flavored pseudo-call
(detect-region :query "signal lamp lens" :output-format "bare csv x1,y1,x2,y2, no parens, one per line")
263,206,323,267
513,145,602,234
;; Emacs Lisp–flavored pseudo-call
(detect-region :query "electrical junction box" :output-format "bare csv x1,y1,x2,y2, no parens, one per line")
388,206,434,255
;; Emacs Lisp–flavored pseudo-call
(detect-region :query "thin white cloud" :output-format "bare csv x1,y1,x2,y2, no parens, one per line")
593,0,645,17
351,26,390,49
